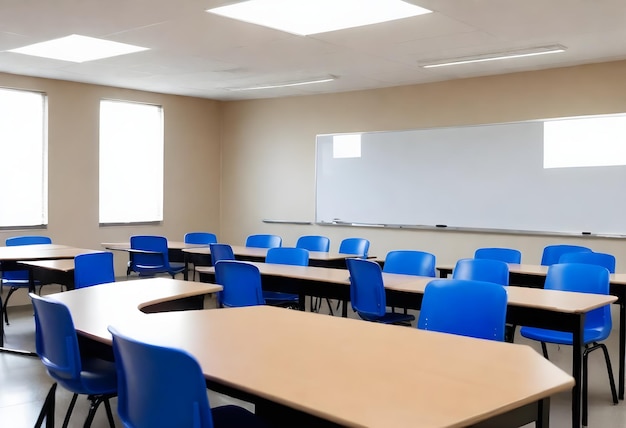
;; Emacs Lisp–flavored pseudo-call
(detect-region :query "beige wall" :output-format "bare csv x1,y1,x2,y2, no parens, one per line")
4,60,626,306
0,72,221,305
219,60,626,268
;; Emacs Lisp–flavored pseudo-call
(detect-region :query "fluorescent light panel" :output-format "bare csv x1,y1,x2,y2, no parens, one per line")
207,0,431,36
228,76,336,91
8,34,149,63
420,45,567,68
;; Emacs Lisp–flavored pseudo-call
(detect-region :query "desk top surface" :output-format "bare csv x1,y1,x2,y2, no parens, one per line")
49,278,221,341
102,241,204,251
0,244,100,261
182,245,357,261
198,262,616,314
49,282,573,428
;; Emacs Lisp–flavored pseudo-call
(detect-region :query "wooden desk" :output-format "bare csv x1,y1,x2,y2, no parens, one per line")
0,244,100,351
198,262,615,428
19,259,76,290
438,262,626,402
182,245,360,275
49,282,573,428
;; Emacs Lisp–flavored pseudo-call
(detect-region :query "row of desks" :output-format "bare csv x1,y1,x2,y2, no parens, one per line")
2,242,621,427
48,278,574,428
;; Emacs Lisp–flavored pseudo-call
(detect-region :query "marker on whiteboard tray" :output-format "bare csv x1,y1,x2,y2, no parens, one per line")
435,224,447,228
582,231,591,235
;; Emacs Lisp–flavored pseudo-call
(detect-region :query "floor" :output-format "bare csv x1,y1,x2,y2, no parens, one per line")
1,292,626,427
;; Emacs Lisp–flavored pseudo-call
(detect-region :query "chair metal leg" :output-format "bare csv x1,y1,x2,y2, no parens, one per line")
583,348,589,426
103,398,116,428
61,393,78,428
540,342,549,359
35,383,57,428
83,395,106,427
592,342,619,404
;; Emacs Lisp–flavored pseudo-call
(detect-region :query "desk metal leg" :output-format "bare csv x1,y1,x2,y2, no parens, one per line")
571,314,584,428
618,300,626,400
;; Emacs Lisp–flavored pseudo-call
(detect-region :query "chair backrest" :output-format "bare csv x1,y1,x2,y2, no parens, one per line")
6,235,52,246
452,258,510,285
265,247,309,266
214,260,265,307
4,236,52,282
245,234,282,249
417,279,508,341
130,235,171,272
209,243,235,265
559,251,616,273
339,238,370,257
108,326,215,428
346,258,387,319
184,232,218,245
474,247,521,264
30,293,83,384
74,252,116,289
541,244,592,266
382,250,436,277
295,235,330,253
545,263,611,334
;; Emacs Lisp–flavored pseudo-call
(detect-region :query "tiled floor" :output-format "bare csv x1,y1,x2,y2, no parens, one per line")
1,297,625,427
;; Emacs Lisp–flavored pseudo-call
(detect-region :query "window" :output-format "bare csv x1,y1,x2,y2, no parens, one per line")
99,100,164,223
333,134,361,158
0,88,47,228
544,114,626,168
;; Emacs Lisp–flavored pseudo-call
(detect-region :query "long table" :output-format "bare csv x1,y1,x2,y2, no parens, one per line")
438,262,626,402
0,244,100,353
48,279,573,428
197,262,616,428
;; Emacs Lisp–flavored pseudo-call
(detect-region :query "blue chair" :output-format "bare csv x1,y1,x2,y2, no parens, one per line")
296,235,330,252
30,293,116,428
108,326,268,428
184,232,218,245
74,252,115,289
127,235,185,278
383,250,436,315
559,251,616,273
520,263,618,426
209,243,235,265
541,244,592,266
263,247,309,307
474,247,522,264
339,238,370,257
245,234,282,249
185,232,218,280
383,250,436,277
2,235,52,325
214,260,265,307
452,258,510,285
417,279,508,341
346,258,414,325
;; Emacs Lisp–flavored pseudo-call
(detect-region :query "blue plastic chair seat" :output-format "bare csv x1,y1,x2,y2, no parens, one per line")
71,358,118,394
520,325,609,346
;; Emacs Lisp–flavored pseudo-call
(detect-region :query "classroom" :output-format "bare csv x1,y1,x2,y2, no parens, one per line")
2,1,626,427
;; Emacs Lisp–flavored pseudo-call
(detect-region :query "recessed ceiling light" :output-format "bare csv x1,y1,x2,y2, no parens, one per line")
8,34,149,63
419,45,567,68
207,0,432,36
227,76,336,91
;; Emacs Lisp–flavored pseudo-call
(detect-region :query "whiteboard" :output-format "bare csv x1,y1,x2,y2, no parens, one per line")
315,121,626,236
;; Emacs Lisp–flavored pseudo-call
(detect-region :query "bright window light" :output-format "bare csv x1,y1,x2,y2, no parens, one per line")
0,88,48,227
544,115,626,168
99,100,163,223
9,34,149,63
207,0,431,36
333,134,361,158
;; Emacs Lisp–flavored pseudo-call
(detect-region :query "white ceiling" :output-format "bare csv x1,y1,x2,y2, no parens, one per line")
1,0,625,101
